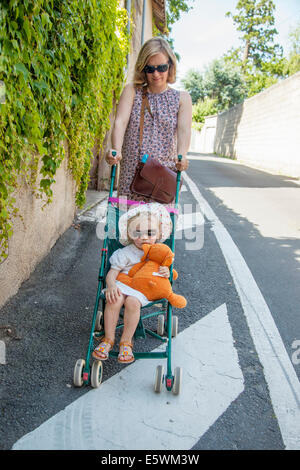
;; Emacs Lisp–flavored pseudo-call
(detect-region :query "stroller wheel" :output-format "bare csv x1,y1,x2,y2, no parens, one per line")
157,315,165,336
172,316,178,337
95,310,103,332
73,359,86,387
91,360,103,388
154,365,164,393
172,367,182,395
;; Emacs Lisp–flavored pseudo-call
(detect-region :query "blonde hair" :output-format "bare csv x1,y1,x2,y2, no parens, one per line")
133,37,177,87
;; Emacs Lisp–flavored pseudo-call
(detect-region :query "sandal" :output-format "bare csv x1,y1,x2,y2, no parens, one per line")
118,342,134,364
92,337,114,361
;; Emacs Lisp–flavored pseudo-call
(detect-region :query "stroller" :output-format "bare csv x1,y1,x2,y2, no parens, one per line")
73,155,184,394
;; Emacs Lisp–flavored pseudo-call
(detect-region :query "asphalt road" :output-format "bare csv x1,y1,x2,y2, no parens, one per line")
0,154,299,450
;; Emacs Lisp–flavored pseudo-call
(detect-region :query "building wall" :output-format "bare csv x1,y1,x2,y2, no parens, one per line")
98,0,154,190
0,0,155,308
214,71,300,178
0,152,76,308
189,115,217,154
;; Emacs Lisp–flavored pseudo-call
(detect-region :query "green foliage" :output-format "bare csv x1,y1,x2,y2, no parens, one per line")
192,97,218,131
183,1,300,126
181,69,205,104
0,0,129,262
182,59,246,125
166,0,194,26
226,0,282,70
283,20,300,76
224,0,285,95
284,53,300,76
204,59,247,110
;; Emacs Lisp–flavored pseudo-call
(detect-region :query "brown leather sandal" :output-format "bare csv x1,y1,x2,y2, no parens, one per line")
118,342,134,364
92,337,114,361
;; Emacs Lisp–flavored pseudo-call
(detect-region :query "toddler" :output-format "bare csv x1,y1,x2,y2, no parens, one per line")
92,203,173,364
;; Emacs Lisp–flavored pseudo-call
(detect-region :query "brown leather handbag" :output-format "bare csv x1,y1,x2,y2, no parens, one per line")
130,87,181,204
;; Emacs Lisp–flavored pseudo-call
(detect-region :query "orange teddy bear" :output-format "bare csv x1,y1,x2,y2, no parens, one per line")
117,243,187,308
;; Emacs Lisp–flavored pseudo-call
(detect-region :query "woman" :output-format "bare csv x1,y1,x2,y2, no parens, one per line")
105,37,192,202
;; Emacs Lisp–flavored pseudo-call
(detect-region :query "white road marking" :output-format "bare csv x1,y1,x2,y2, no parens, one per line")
13,304,244,450
0,340,5,365
176,211,204,231
183,172,300,450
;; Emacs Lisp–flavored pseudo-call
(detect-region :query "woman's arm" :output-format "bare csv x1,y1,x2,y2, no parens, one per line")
176,90,192,171
106,83,136,165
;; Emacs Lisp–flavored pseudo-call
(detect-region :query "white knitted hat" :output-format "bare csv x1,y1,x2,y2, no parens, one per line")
118,203,173,246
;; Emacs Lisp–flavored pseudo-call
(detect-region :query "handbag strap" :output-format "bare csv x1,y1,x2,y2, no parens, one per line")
139,87,153,152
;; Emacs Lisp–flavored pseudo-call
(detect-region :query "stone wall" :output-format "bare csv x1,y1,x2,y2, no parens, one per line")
214,71,300,178
190,115,217,154
0,152,76,308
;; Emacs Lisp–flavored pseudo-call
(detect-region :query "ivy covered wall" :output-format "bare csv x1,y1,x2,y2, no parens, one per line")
0,0,130,262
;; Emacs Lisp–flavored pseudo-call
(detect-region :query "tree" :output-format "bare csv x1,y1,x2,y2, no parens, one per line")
284,21,300,76
180,69,205,104
166,0,194,26
204,59,247,110
182,59,246,111
226,0,282,72
192,97,218,130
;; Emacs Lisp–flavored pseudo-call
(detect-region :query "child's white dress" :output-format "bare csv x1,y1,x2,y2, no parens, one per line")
108,244,150,307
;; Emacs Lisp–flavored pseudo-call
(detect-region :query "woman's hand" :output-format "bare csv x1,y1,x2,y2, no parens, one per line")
175,155,189,171
159,266,170,278
105,149,122,166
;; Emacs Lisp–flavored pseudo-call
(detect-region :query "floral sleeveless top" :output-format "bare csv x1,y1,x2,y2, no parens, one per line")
118,86,180,202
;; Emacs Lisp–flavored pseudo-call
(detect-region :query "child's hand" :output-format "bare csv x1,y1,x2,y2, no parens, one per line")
105,286,122,303
159,266,170,278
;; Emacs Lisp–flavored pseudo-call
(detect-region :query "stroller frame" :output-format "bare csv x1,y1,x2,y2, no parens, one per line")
73,157,183,394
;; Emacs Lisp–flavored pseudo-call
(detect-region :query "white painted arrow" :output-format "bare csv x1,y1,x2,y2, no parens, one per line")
183,171,300,450
13,303,244,450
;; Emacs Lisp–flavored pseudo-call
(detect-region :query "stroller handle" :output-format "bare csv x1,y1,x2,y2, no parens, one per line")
109,153,183,200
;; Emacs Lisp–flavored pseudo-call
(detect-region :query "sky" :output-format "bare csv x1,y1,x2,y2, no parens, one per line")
171,0,300,88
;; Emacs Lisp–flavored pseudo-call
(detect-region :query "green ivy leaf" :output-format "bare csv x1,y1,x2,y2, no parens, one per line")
14,62,30,80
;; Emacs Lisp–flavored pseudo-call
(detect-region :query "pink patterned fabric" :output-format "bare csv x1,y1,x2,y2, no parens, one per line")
118,86,180,202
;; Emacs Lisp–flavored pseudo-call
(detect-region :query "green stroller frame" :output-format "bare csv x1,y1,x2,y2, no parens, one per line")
73,155,183,394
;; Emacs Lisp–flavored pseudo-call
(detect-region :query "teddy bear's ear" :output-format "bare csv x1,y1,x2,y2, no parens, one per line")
141,244,151,261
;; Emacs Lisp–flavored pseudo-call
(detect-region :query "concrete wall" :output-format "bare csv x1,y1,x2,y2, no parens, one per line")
214,71,300,178
190,115,217,154
0,151,76,308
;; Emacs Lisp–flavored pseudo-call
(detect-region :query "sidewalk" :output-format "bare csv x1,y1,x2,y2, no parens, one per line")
0,189,109,366
76,189,108,218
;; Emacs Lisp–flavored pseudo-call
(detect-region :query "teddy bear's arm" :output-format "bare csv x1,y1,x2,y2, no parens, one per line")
128,261,146,277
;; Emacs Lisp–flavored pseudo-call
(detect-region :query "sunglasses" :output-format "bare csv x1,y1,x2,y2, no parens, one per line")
129,229,157,239
144,63,169,74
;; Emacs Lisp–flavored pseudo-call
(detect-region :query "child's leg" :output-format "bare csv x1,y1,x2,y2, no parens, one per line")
93,294,125,360
103,293,126,343
118,296,141,363
120,296,141,344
